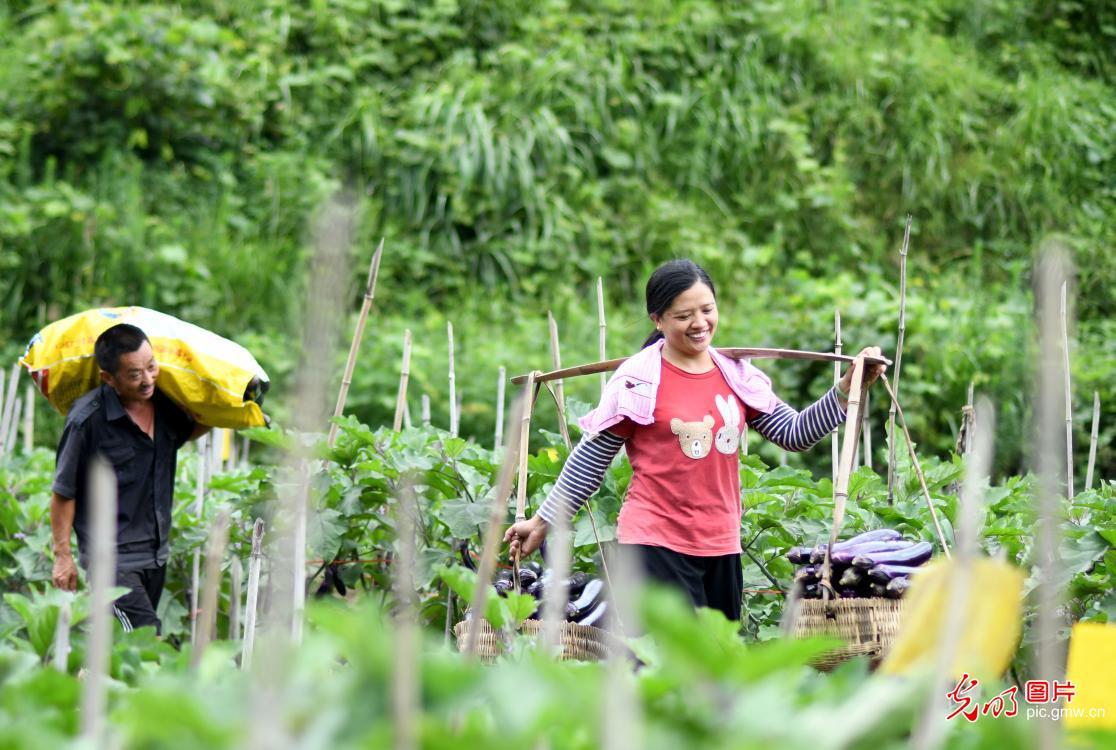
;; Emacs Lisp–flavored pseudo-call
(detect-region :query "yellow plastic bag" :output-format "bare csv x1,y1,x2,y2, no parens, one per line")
1065,622,1116,730
20,307,269,429
878,558,1024,681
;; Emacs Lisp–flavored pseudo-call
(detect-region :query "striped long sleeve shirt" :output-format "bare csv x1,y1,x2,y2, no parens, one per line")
537,386,846,525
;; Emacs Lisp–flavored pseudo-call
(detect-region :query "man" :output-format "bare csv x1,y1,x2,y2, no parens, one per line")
50,323,208,634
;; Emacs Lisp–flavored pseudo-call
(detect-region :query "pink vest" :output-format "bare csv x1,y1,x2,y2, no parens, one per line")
578,340,779,436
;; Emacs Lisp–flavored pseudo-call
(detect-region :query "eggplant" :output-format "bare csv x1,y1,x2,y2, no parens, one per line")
566,572,591,598
885,577,911,599
456,539,477,572
803,583,820,599
837,566,864,588
867,582,887,598
808,529,903,564
576,600,609,627
851,541,933,571
794,566,819,585
787,546,817,565
517,568,539,588
527,580,544,599
867,564,923,584
830,540,914,565
837,587,860,599
568,579,604,617
493,579,513,597
521,561,543,577
495,569,514,584
565,602,580,620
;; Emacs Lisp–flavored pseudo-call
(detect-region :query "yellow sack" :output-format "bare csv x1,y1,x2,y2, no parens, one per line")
20,307,269,429
878,558,1024,681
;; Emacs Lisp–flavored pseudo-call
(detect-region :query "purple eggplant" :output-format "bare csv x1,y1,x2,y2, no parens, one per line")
837,587,860,599
851,541,933,571
576,600,609,627
794,566,820,585
527,580,544,599
808,529,903,563
837,567,864,588
867,564,923,584
568,579,604,617
830,540,914,565
517,568,539,588
566,572,591,599
493,579,513,597
787,546,817,565
885,577,911,599
867,582,887,598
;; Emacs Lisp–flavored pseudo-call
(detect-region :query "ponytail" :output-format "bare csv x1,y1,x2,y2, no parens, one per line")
641,330,664,349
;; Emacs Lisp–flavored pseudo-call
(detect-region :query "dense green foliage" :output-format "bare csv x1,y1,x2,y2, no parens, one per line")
0,0,1113,480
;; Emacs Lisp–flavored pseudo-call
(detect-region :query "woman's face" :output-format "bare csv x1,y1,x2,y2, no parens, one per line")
652,282,718,359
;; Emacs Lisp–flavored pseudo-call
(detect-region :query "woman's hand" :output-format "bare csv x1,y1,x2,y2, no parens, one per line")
503,515,549,557
837,346,887,406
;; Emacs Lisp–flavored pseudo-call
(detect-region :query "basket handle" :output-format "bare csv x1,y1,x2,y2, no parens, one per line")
819,353,867,605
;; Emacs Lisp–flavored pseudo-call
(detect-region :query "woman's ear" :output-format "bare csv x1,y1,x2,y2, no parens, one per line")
650,314,661,331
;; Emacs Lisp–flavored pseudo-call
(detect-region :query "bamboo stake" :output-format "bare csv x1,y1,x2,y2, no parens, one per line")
421,395,431,427
241,519,265,670
597,277,607,398
464,394,525,657
392,480,420,750
81,457,116,745
0,364,18,454
328,238,385,447
861,389,871,468
547,312,572,449
52,600,72,672
602,545,643,749
832,310,842,486
514,374,538,523
392,330,413,432
190,435,208,646
193,511,230,668
880,375,952,558
1034,246,1070,750
229,555,243,642
0,368,6,450
6,397,22,457
1061,282,1074,499
494,367,506,450
1085,391,1100,492
510,348,891,385
241,436,250,468
887,215,912,505
448,321,458,438
291,466,309,643
22,383,33,454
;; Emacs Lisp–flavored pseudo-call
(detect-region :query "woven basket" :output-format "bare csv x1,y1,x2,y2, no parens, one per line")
791,596,906,671
453,618,612,662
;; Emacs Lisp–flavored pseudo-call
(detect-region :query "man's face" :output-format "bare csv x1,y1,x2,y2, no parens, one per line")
102,341,159,403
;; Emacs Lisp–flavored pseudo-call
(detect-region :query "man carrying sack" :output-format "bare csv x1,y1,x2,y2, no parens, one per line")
50,323,210,634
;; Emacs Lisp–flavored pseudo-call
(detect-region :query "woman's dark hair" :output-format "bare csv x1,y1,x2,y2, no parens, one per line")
641,259,716,348
94,323,150,375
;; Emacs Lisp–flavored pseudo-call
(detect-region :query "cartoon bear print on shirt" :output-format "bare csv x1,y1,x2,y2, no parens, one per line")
670,414,715,459
714,394,742,454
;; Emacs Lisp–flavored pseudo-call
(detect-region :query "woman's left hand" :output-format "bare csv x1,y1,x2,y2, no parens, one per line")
838,346,887,400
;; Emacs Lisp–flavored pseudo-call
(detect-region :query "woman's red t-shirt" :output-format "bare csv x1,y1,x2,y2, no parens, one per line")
608,358,754,556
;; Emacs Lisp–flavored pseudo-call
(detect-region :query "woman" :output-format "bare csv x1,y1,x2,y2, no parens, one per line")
504,259,884,621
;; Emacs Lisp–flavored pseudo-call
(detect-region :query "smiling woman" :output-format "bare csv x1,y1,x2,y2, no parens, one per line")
505,258,887,622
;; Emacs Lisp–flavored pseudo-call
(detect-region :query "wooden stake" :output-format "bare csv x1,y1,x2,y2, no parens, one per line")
421,395,431,427
53,600,72,672
832,310,842,486
241,519,265,670
229,555,243,642
290,466,309,643
1061,281,1074,498
0,363,18,454
464,394,525,657
515,374,538,522
328,239,385,447
392,330,413,432
597,277,607,398
1085,391,1100,492
22,383,33,454
887,215,912,505
861,389,871,468
448,322,458,438
880,375,951,558
391,480,420,750
81,457,116,745
547,312,572,449
193,511,230,668
6,397,22,457
494,367,506,450
190,436,208,646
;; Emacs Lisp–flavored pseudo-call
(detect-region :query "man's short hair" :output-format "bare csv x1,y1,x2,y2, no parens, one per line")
94,324,150,375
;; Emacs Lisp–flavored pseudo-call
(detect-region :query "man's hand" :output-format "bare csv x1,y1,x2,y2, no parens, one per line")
503,515,549,557
52,552,79,591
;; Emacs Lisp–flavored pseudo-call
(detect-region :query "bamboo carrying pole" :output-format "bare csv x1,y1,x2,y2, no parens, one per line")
1061,282,1074,499
597,277,607,398
831,310,842,485
886,215,912,505
241,519,265,670
547,312,572,449
514,374,538,523
494,367,506,450
193,511,231,668
392,330,413,432
1085,391,1100,492
328,239,385,447
819,355,866,595
510,348,892,385
448,322,458,438
463,395,525,657
81,457,116,745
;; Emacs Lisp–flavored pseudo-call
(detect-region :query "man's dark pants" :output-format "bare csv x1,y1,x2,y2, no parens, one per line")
112,565,166,634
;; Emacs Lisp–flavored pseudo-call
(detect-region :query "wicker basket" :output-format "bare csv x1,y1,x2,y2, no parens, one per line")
791,596,906,671
453,618,612,662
